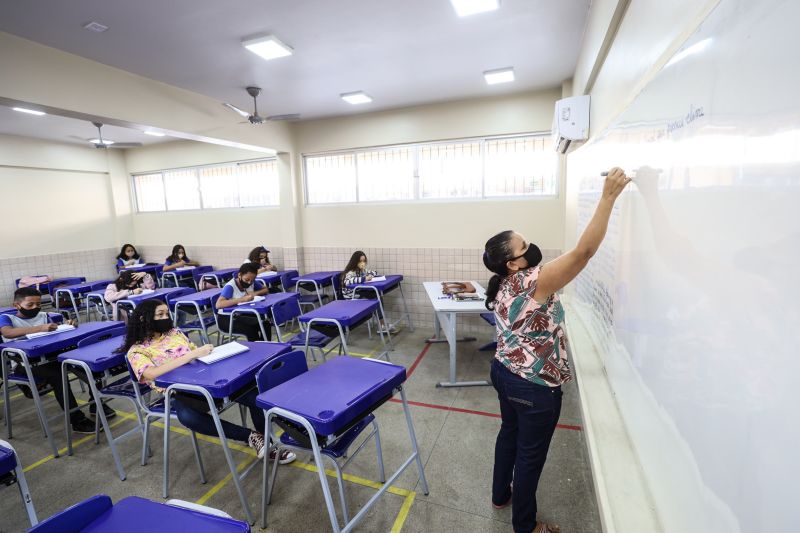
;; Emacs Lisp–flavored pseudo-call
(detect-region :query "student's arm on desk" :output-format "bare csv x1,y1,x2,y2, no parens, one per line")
216,292,255,309
138,345,213,381
0,323,56,339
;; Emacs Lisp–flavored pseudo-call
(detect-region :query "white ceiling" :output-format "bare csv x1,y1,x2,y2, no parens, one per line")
0,0,589,121
0,105,171,147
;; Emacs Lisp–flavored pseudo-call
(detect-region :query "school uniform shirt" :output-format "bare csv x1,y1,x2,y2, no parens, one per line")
342,269,379,299
127,328,195,393
0,311,50,342
220,278,255,300
116,257,142,268
493,265,572,387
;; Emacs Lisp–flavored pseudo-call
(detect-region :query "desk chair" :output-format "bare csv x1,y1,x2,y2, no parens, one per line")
270,296,340,362
0,439,37,527
256,351,384,529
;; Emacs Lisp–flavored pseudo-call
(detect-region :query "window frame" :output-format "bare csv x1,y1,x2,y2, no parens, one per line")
301,132,557,206
130,157,279,213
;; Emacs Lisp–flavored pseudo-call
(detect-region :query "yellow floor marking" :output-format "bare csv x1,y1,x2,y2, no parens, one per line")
195,455,257,505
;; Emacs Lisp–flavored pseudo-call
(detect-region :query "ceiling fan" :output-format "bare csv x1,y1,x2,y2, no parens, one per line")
223,86,300,124
88,122,142,149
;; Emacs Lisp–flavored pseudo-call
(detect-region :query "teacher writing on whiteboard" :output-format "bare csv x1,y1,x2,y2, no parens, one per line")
482,168,631,533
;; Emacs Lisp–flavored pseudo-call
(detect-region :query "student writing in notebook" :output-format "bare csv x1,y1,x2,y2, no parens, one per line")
104,270,156,321
245,246,277,274
341,251,396,334
215,262,272,341
0,287,115,433
162,244,200,287
121,300,295,464
116,244,142,270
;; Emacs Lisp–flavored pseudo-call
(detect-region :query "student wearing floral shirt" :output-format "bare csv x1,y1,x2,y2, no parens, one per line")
482,168,631,533
120,299,295,464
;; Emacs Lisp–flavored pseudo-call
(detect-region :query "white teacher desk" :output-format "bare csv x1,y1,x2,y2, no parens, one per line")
423,281,491,388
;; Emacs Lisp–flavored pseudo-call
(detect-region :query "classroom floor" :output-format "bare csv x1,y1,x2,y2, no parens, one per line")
0,321,602,533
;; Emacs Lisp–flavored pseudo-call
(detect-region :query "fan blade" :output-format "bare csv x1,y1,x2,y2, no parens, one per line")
109,142,143,148
223,102,251,118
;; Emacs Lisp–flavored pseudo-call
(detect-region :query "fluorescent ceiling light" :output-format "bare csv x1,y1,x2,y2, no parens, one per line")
341,91,372,105
242,34,293,61
450,0,499,17
12,107,46,116
89,138,114,145
665,38,712,68
143,131,165,137
484,67,515,85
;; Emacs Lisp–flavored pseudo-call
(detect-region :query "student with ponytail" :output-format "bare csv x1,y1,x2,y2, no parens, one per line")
484,168,631,533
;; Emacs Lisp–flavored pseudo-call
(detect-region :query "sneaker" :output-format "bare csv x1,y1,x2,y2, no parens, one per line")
71,416,99,434
89,403,117,421
269,447,297,465
248,432,267,459
379,325,398,335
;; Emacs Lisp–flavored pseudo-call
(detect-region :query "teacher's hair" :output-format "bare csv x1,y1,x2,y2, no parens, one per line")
483,230,515,310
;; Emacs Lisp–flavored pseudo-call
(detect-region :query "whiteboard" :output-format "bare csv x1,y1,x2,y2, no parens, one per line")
566,0,800,532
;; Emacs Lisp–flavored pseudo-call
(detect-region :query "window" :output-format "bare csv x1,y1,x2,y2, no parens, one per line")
303,133,555,204
132,158,278,212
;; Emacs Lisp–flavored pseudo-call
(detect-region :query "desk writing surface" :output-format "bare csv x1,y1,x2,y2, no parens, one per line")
0,322,124,359
423,281,487,313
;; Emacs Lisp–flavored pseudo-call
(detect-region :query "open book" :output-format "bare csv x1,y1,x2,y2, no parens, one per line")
26,324,76,339
198,341,250,364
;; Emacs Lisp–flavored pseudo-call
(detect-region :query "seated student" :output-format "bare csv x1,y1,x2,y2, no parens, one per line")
341,251,396,334
162,244,200,287
0,287,115,433
245,246,277,274
121,300,295,464
116,244,142,270
215,263,271,341
104,270,156,321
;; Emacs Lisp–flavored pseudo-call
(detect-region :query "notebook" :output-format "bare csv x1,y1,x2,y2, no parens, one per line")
236,295,265,305
26,324,76,339
198,341,250,364
139,289,155,295
368,276,387,282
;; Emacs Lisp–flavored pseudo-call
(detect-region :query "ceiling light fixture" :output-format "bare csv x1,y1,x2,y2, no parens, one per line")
12,107,46,116
83,21,109,33
483,67,515,85
450,0,500,17
143,131,165,137
340,91,373,105
242,34,293,61
89,138,114,145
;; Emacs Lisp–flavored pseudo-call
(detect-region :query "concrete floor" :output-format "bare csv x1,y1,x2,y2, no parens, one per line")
0,321,602,533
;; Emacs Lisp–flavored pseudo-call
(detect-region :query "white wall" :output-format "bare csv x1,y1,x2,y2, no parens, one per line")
293,89,564,249
0,134,120,258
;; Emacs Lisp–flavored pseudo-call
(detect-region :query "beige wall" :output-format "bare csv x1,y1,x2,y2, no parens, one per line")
293,89,564,250
0,134,121,258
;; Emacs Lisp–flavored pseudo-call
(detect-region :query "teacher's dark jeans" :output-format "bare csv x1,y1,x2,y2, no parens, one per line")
490,359,562,533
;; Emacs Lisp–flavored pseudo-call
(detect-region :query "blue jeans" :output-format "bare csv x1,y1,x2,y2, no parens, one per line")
490,359,563,533
173,387,265,443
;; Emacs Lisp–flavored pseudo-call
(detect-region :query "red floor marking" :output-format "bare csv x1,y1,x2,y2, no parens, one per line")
406,342,432,378
388,398,582,431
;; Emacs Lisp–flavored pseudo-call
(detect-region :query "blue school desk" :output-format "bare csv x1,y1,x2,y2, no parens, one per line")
15,276,86,297
27,494,250,533
162,265,212,289
54,280,113,323
199,267,238,288
57,331,145,481
290,271,340,305
114,287,191,318
217,292,298,342
255,356,429,532
298,299,391,359
171,288,222,344
0,321,124,457
155,341,291,524
0,439,37,527
346,274,414,332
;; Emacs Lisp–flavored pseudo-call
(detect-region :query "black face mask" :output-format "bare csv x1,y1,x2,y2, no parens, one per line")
522,243,543,269
238,278,252,289
19,307,41,319
152,318,173,333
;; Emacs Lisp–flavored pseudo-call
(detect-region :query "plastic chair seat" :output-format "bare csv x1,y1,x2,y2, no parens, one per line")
7,371,46,386
0,445,17,475
286,330,332,348
298,294,328,304
481,312,496,326
279,414,375,459
99,377,138,399
179,316,216,329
